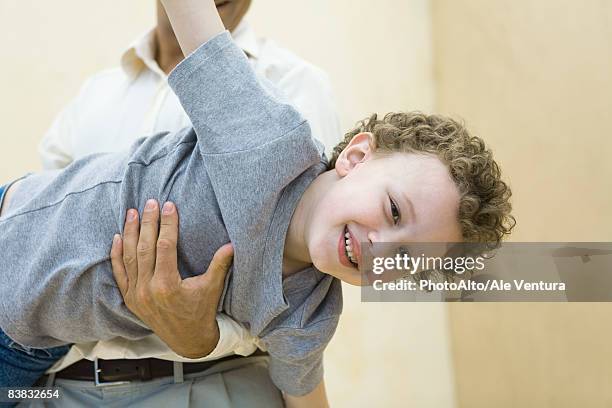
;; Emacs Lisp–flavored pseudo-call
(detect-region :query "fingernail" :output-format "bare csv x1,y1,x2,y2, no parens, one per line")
145,199,157,211
113,234,121,244
127,209,137,221
162,202,174,215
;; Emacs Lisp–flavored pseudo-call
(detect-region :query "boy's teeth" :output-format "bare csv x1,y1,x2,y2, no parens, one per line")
344,228,358,265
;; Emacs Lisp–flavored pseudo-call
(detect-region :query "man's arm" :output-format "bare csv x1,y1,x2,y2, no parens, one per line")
160,0,225,57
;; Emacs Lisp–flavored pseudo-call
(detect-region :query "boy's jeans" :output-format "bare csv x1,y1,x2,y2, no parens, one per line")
0,327,69,387
0,184,6,210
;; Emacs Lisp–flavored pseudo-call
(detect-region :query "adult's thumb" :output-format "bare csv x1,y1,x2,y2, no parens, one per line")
205,243,234,283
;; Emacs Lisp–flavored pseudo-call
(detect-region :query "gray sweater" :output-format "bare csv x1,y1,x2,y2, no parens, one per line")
0,32,342,396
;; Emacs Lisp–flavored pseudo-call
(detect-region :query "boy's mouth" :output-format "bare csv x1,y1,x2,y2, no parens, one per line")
338,225,359,269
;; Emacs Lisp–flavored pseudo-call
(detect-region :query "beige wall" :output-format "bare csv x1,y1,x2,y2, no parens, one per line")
433,0,612,406
0,1,456,407
433,0,612,242
0,1,155,179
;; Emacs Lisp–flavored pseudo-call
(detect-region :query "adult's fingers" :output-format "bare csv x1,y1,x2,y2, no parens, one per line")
123,208,140,293
155,202,180,285
137,199,160,283
110,234,128,298
191,243,234,291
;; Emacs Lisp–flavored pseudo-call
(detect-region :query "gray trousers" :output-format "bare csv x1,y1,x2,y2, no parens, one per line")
18,356,284,408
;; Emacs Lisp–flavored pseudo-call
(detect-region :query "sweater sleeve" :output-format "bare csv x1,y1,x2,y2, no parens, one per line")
262,316,339,396
167,31,322,244
168,31,313,155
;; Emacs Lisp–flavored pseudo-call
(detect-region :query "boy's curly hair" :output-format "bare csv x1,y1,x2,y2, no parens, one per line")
328,112,515,247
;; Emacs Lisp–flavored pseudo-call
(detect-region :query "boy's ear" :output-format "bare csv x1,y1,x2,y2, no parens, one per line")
335,132,375,177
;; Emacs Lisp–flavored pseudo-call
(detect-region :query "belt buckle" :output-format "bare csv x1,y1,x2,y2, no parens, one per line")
94,358,131,387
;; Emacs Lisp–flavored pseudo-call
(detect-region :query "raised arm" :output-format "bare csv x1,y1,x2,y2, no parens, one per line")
284,380,330,408
160,0,225,56
162,2,321,249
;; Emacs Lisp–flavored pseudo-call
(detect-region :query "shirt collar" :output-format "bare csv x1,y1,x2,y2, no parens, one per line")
120,20,260,79
120,29,161,79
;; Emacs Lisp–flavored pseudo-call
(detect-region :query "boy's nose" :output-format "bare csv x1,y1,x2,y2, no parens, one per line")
367,230,407,260
367,231,378,245
368,230,404,244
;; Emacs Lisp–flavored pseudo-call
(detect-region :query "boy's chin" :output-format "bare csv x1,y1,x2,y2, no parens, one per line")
311,256,363,285
326,267,364,286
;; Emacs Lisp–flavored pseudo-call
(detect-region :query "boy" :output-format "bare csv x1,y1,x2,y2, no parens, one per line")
0,0,514,404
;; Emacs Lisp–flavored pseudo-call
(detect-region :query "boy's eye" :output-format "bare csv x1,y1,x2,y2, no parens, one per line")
389,197,401,225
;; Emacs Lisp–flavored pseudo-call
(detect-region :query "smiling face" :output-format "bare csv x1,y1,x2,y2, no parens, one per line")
215,0,252,32
300,133,463,285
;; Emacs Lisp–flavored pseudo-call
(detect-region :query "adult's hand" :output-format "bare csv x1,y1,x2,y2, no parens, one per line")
110,199,234,359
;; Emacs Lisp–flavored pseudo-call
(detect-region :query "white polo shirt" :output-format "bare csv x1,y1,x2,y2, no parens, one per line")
40,21,341,372
39,22,341,167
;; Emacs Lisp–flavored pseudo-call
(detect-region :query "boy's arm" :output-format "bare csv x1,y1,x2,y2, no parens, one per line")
164,2,320,238
160,0,225,56
284,380,330,408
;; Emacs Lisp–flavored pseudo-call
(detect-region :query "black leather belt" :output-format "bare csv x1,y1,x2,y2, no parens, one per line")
47,351,265,385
